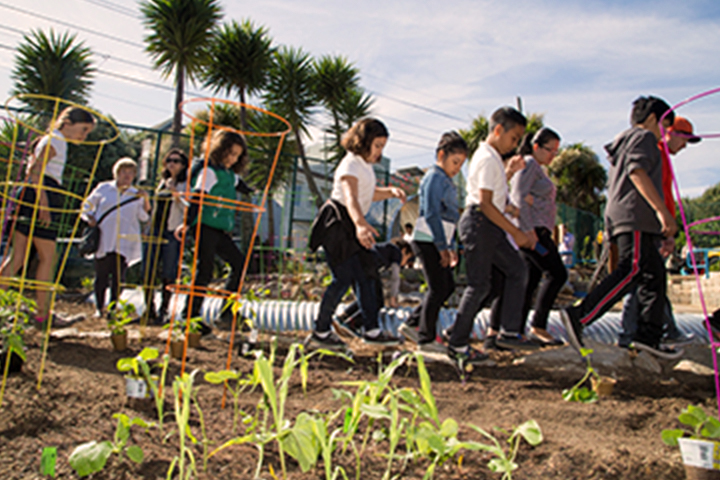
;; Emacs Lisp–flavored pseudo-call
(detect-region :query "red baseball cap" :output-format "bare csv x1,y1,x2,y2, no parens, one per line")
670,116,701,143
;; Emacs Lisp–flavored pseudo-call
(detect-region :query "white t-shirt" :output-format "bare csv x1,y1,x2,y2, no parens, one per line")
330,152,376,215
32,129,67,184
466,142,507,212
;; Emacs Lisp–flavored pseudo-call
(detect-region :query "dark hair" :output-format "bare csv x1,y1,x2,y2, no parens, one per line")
391,237,413,256
517,127,561,156
631,96,674,126
161,148,189,182
55,106,95,130
436,131,468,157
207,129,248,174
341,118,389,159
489,106,527,133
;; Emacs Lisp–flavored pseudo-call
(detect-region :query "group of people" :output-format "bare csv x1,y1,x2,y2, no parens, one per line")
309,96,705,368
0,97,709,367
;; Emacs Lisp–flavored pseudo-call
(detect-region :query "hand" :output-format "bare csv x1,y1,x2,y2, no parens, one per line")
391,187,407,204
439,249,451,268
513,230,535,249
659,210,678,238
659,237,675,258
524,194,534,206
86,215,97,227
140,190,151,212
449,250,458,268
505,204,520,219
356,222,378,249
38,208,51,227
174,224,187,241
388,296,399,308
505,154,526,178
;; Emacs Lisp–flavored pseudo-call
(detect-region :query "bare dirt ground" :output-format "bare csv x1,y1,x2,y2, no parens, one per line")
0,299,713,480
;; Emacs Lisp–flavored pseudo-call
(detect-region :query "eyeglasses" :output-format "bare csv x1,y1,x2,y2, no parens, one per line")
540,145,558,156
166,157,184,164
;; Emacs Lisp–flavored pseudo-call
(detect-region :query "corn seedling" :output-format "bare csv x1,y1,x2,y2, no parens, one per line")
167,370,199,480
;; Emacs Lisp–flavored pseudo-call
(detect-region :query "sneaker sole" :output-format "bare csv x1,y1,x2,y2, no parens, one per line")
661,336,695,348
494,339,541,351
418,344,448,355
560,310,582,352
362,338,401,347
398,324,420,344
632,341,684,360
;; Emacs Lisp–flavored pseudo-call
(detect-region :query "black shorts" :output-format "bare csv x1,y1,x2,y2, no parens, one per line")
13,176,64,241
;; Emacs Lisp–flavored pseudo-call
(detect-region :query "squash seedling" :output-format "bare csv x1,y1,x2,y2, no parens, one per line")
562,347,600,403
662,404,720,447
116,347,169,432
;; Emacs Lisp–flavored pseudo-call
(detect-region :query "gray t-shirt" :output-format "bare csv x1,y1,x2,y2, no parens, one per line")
510,156,556,231
603,127,663,238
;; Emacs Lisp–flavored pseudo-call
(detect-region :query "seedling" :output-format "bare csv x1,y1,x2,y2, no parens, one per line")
662,404,720,447
107,300,136,336
467,420,543,480
204,369,253,434
68,413,154,477
116,347,169,432
167,370,199,480
562,347,600,403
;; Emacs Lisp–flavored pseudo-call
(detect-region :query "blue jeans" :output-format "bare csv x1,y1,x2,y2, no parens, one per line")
143,230,181,282
316,250,379,333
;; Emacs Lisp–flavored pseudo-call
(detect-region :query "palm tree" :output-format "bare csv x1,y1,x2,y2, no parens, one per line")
140,0,222,146
459,114,489,158
263,46,324,209
549,142,607,215
312,55,364,165
337,87,374,131
203,20,274,132
11,29,94,116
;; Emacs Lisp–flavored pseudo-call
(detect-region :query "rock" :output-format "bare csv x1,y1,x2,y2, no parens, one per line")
513,346,585,376
673,360,716,376
586,342,634,372
633,351,662,374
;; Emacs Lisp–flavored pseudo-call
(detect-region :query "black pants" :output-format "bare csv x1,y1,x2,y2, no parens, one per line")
520,227,568,331
413,241,455,344
568,230,665,345
95,253,127,312
187,224,245,319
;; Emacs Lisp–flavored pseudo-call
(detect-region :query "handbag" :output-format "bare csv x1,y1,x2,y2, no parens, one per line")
78,196,141,256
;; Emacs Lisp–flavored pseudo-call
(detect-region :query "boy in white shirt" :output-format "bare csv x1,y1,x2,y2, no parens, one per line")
448,107,539,366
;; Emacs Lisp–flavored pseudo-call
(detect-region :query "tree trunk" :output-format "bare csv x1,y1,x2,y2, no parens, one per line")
172,65,185,148
295,127,324,209
267,196,275,249
239,87,248,133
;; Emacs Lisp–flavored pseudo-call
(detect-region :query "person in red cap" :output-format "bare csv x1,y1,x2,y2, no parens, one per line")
618,116,701,348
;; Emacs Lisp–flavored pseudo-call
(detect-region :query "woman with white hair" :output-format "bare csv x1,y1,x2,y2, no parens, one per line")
82,158,150,317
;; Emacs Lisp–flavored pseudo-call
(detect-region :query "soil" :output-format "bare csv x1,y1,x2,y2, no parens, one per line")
0,299,714,480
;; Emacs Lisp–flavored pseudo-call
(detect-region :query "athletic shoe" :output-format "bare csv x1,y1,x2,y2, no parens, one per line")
398,322,420,344
661,331,695,347
483,335,498,351
447,345,489,366
418,340,448,354
528,329,565,346
495,334,541,351
197,321,213,337
560,309,584,351
631,341,684,360
362,331,401,347
304,330,347,351
332,318,362,338
440,327,452,344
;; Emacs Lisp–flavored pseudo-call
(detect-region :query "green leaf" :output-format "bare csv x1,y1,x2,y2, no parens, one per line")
701,416,720,439
116,358,137,375
579,347,594,358
137,347,159,362
282,414,320,473
360,403,391,420
661,429,684,446
204,370,239,384
439,418,459,438
514,420,543,446
488,457,517,473
125,445,144,463
6,333,25,362
68,441,113,477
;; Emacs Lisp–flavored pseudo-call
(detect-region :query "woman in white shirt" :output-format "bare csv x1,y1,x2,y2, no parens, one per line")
82,158,150,317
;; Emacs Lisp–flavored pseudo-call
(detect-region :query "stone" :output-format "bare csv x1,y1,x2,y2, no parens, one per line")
513,346,585,376
632,351,662,374
673,360,716,376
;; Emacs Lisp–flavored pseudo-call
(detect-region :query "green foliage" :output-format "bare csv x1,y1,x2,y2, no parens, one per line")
116,347,169,431
167,370,199,480
467,420,543,480
562,348,600,404
11,29,95,115
549,143,607,216
459,115,489,159
107,299,136,335
68,413,154,477
0,289,36,364
662,404,720,447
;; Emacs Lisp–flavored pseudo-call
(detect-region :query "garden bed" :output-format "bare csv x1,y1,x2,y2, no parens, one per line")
0,301,714,479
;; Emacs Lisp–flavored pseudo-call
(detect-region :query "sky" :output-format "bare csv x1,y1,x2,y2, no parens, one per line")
0,0,718,198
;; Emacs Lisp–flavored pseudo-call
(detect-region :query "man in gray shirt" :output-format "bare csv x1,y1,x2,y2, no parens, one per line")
561,96,682,359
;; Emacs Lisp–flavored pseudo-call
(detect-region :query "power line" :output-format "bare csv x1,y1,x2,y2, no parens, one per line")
0,1,144,49
371,90,466,122
82,0,139,19
93,91,168,113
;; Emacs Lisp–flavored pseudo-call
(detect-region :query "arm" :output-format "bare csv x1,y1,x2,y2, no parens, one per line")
505,154,526,181
421,176,451,251
479,189,535,248
629,168,678,237
373,185,406,203
341,176,379,249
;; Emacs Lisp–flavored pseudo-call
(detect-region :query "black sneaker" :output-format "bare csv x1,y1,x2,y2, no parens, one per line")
398,323,420,344
483,335,498,351
198,321,213,337
631,341,684,360
560,309,584,351
495,334,541,351
447,345,489,366
362,331,401,347
661,331,695,347
305,330,347,351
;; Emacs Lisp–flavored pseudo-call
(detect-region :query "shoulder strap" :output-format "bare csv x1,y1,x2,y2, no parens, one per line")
96,196,141,225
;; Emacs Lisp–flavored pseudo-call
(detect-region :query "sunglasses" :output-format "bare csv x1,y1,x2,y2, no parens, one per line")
166,157,185,165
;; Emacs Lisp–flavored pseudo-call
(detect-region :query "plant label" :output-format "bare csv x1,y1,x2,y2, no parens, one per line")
679,438,720,470
125,377,148,399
